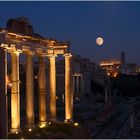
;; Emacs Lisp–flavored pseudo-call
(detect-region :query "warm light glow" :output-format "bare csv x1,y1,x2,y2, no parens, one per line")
113,72,118,77
100,59,121,66
8,83,12,87
76,97,80,101
100,62,121,66
21,138,24,140
74,122,79,126
56,96,58,100
6,75,12,87
28,128,32,132
34,75,38,79
39,124,46,128
107,72,110,76
15,131,18,134
96,37,104,45
48,122,51,125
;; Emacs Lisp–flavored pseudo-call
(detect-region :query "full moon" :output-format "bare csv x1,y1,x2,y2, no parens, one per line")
96,37,104,45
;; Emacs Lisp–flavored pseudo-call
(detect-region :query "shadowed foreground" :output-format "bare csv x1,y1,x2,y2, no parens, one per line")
8,122,91,139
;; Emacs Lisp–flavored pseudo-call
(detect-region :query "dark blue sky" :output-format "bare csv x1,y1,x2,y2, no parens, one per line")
0,1,140,65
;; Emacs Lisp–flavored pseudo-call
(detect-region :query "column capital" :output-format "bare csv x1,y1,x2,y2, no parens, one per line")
9,50,21,55
38,54,47,58
24,50,34,56
8,44,21,55
22,46,34,56
35,48,46,57
63,53,72,58
47,54,57,58
1,43,9,50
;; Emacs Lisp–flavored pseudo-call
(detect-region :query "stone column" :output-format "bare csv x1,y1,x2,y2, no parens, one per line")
48,54,57,121
0,47,8,138
10,51,20,133
25,52,35,129
64,53,73,122
81,75,83,93
77,76,79,93
38,56,47,127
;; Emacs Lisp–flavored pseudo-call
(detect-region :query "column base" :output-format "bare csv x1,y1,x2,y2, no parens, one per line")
25,123,35,129
10,128,21,134
49,118,57,123
38,121,47,128
64,119,73,123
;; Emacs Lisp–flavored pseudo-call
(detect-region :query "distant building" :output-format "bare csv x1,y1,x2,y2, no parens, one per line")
121,52,125,64
100,52,139,77
100,58,121,77
119,63,139,75
56,54,110,102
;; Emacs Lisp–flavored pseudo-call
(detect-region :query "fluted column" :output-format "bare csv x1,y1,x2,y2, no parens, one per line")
64,53,73,122
48,54,57,121
10,51,20,133
0,47,8,138
38,56,47,127
77,76,79,93
25,52,35,129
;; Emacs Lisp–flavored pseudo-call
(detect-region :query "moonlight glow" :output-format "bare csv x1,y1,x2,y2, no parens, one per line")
96,37,104,45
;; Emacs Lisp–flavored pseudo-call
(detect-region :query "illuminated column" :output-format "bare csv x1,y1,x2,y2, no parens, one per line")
0,47,8,138
38,56,47,127
10,50,20,133
81,75,83,95
48,54,57,121
25,52,35,129
77,76,79,93
64,53,73,122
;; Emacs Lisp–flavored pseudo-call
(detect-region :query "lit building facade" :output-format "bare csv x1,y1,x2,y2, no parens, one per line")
100,59,121,77
100,52,139,77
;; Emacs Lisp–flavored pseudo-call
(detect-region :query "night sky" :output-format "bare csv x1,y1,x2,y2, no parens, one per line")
0,1,140,65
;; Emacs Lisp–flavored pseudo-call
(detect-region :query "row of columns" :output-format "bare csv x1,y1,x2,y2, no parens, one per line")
10,50,73,133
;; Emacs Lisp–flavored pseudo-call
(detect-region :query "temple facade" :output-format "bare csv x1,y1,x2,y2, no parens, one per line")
0,17,73,135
